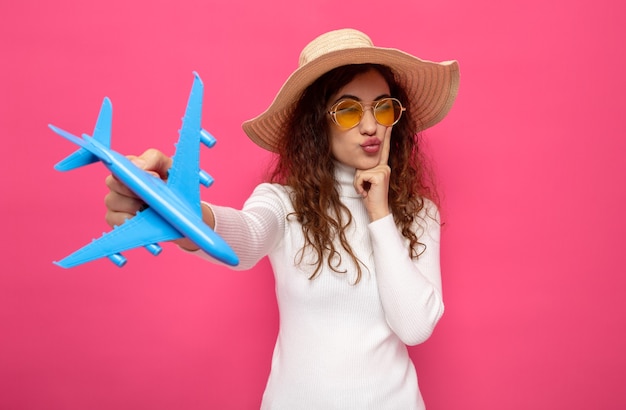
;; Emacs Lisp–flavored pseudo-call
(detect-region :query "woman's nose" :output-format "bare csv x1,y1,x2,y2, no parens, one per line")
359,107,378,134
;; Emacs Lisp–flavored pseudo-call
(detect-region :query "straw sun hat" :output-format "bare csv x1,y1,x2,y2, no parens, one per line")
242,28,460,152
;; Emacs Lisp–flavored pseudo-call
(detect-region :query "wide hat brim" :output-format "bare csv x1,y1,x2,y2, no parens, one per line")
242,30,460,152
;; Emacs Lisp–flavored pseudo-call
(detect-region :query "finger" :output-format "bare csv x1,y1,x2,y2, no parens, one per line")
353,170,369,197
104,189,144,214
139,149,173,180
379,127,391,166
104,190,144,227
105,174,138,198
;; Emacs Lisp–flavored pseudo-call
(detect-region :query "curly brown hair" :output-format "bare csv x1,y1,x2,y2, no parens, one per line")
269,64,439,283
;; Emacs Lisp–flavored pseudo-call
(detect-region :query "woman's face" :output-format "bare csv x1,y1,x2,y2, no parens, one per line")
327,69,393,170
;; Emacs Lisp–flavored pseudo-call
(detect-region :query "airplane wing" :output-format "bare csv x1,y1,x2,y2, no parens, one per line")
55,207,183,268
166,72,205,216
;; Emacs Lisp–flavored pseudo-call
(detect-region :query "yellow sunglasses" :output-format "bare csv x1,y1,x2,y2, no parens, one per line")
328,97,406,129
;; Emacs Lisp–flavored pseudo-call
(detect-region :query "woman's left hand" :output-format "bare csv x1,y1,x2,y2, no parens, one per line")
354,128,392,221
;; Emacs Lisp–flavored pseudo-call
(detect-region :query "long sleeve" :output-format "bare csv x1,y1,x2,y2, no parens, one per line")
190,184,289,270
369,203,444,346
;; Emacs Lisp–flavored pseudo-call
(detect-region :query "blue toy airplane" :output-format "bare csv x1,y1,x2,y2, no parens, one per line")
49,72,239,268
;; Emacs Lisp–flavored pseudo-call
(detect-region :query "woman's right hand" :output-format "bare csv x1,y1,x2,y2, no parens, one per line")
104,148,173,228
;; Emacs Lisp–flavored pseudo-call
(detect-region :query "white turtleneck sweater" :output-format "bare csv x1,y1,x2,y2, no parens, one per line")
193,163,444,409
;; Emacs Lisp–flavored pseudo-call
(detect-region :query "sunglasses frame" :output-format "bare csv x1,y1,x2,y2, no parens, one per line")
328,97,406,130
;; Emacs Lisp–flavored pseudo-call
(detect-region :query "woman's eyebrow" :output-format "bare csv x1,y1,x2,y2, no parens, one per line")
331,93,392,105
331,94,360,105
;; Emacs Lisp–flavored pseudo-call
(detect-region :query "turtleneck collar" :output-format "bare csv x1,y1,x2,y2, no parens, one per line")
334,161,362,199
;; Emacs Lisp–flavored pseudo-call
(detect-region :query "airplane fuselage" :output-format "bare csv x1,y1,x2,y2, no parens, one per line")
96,140,237,266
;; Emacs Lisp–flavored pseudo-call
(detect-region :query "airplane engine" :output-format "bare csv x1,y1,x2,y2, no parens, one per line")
144,243,163,256
200,129,216,147
107,253,127,267
199,170,214,187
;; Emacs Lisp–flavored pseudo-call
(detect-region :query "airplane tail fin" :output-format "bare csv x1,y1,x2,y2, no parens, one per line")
51,97,113,172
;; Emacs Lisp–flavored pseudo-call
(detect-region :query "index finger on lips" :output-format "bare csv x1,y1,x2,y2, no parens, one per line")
379,128,391,166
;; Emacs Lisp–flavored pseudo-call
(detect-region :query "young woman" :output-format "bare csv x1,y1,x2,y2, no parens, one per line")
105,28,459,409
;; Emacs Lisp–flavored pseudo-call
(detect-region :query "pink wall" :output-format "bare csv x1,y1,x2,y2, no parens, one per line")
2,0,625,408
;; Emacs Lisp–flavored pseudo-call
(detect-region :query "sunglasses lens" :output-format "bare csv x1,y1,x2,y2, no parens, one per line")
334,100,363,128
374,98,402,126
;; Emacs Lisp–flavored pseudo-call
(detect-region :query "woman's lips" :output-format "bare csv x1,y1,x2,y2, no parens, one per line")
361,138,381,154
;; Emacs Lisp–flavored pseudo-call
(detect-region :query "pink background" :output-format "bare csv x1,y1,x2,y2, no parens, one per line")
2,0,625,409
